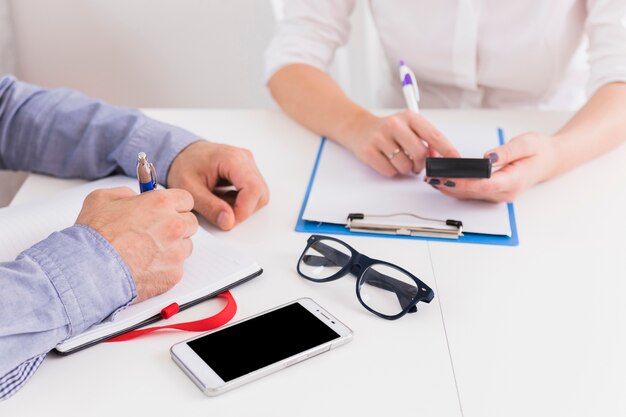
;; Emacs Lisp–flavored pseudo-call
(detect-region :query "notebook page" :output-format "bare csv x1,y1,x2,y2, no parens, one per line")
302,126,511,236
0,176,260,351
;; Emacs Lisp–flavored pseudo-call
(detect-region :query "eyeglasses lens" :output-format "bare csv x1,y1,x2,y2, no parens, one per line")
299,239,352,281
359,263,418,317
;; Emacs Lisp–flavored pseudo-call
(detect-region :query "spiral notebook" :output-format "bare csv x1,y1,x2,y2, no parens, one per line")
0,176,262,354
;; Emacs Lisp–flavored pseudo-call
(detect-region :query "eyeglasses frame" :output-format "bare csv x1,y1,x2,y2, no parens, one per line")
296,234,435,320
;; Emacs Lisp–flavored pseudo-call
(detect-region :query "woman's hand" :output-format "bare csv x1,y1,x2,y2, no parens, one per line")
426,132,559,203
343,111,460,177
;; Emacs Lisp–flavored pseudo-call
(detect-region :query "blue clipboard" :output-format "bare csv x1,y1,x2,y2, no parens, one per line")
295,128,519,246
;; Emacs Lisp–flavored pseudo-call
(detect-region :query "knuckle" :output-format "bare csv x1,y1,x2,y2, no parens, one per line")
240,147,254,159
414,145,428,159
173,247,187,263
168,266,184,285
429,129,444,143
383,116,401,131
151,191,171,207
381,165,396,177
363,146,380,161
179,189,194,206
479,181,493,193
190,213,199,231
368,134,385,148
397,159,413,175
168,218,186,239
226,145,241,158
260,191,270,207
86,189,107,202
515,135,535,155
166,245,188,266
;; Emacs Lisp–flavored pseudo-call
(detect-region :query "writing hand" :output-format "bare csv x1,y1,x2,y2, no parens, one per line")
76,187,198,302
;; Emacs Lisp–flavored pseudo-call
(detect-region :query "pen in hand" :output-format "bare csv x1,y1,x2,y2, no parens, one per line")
137,152,157,193
399,60,420,113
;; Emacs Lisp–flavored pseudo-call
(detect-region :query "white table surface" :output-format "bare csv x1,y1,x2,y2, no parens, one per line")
4,109,625,417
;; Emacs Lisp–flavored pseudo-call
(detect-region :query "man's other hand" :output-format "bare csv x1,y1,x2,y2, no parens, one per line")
167,141,269,230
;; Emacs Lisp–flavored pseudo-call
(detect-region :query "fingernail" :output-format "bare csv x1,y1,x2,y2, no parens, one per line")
428,178,441,185
444,180,456,187
489,153,499,163
430,184,439,189
217,211,229,229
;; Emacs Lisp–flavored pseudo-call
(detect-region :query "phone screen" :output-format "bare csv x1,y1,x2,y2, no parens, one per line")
187,302,341,382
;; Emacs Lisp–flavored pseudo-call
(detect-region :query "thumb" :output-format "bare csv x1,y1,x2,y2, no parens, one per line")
484,135,536,167
191,186,236,230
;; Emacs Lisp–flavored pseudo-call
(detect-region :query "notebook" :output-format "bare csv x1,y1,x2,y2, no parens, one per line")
0,176,262,354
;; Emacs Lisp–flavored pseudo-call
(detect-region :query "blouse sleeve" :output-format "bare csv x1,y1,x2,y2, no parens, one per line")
585,0,626,95
264,0,357,82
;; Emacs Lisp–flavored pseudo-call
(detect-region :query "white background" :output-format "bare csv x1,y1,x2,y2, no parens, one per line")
1,0,385,109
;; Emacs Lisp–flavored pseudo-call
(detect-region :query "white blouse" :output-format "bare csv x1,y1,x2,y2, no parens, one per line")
265,0,626,110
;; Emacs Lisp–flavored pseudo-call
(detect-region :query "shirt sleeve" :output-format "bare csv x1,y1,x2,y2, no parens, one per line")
264,0,356,82
0,75,199,183
0,224,136,401
585,0,626,95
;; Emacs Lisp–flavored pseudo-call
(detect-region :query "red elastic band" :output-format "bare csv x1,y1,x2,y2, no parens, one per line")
160,303,179,319
106,291,237,342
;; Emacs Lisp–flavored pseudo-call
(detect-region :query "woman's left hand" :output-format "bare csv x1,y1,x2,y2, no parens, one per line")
426,132,559,203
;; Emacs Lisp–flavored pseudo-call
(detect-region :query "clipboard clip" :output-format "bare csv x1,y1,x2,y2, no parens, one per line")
346,212,463,239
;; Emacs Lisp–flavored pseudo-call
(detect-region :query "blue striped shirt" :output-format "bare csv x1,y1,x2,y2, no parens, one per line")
0,75,199,400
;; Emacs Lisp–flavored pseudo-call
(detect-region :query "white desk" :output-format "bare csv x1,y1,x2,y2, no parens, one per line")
4,110,625,417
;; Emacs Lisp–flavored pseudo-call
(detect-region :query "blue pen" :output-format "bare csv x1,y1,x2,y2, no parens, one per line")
137,152,157,192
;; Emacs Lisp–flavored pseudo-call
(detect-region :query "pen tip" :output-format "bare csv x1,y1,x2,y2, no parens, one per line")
399,60,405,66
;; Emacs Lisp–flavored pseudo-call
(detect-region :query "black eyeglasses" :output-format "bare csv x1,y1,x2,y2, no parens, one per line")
296,235,434,320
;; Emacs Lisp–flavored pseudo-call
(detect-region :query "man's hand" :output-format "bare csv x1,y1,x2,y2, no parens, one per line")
167,141,269,230
76,187,198,303
343,111,460,177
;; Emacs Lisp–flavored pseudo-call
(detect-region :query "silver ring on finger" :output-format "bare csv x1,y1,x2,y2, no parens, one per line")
386,148,402,160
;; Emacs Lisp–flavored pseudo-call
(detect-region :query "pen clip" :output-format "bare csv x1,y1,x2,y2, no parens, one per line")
137,152,158,191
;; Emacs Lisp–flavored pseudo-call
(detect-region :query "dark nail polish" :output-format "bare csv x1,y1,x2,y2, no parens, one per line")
428,178,441,185
430,183,439,189
489,153,499,163
444,180,456,187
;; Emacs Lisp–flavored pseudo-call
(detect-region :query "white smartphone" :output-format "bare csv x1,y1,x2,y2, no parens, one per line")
170,298,353,396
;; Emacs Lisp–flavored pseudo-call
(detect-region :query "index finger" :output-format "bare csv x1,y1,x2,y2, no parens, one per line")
145,188,195,213
407,113,460,157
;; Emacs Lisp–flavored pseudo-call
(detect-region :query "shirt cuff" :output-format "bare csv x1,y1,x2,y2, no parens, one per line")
21,224,136,339
117,116,200,186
